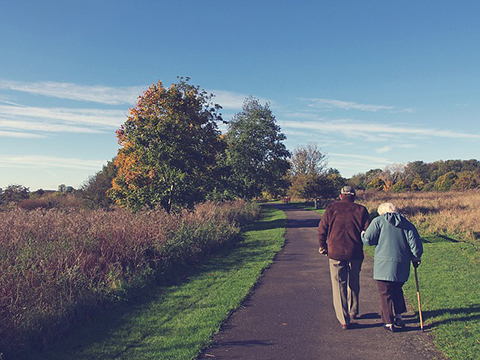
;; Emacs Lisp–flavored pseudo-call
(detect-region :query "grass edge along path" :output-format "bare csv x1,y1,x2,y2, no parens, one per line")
26,205,286,360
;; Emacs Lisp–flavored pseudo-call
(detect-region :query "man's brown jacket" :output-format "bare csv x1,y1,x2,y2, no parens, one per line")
318,197,371,261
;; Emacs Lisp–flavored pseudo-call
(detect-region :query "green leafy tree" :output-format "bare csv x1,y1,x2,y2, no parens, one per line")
288,174,310,199
81,160,118,208
451,171,479,191
302,170,344,200
109,78,225,212
402,161,424,188
348,173,367,190
460,159,480,172
366,177,385,191
348,168,382,190
410,175,425,191
0,184,29,204
325,168,345,196
391,179,408,193
433,171,457,191
225,97,290,199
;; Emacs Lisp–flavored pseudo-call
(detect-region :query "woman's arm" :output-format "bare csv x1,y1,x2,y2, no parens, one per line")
362,218,381,246
406,225,424,259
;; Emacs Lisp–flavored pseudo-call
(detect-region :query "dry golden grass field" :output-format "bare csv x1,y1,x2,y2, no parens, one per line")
357,190,480,244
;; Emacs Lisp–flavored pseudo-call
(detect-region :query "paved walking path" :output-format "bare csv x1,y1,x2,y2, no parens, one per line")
198,204,444,360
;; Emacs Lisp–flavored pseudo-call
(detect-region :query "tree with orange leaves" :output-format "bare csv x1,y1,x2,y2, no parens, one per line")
109,78,225,212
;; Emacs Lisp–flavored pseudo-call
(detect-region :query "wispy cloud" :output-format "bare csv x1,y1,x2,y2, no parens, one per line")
0,130,45,139
0,79,269,110
279,118,480,140
0,80,143,105
300,98,414,113
0,102,125,137
0,119,102,134
376,146,393,154
0,155,106,170
0,103,124,127
375,144,417,154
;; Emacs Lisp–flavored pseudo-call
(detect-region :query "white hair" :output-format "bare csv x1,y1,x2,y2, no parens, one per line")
377,202,399,215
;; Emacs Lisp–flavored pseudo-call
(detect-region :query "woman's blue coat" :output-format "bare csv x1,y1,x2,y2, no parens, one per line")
362,213,423,282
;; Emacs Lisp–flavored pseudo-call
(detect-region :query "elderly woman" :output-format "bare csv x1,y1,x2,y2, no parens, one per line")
362,203,423,332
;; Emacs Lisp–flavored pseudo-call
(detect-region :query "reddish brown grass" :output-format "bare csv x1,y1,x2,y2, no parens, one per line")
0,200,259,357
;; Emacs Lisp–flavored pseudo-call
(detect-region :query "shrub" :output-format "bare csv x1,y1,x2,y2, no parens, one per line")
17,198,49,210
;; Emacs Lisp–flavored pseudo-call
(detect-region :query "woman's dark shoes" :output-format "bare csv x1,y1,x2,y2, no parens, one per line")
394,318,406,328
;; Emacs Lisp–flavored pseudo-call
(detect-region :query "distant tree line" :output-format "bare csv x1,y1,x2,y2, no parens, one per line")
349,159,480,192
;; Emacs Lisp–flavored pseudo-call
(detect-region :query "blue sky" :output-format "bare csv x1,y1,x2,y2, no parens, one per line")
1,1,480,190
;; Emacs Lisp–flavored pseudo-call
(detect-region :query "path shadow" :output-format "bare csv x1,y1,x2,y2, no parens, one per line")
357,312,381,320
421,234,462,244
350,322,383,330
287,218,320,228
437,234,460,243
209,339,274,348
247,218,287,231
353,313,427,332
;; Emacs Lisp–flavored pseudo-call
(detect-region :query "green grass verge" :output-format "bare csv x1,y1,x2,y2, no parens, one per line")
364,236,480,360
25,205,286,360
403,241,480,360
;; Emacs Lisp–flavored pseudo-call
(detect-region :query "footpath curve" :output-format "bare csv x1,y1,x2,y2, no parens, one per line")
198,204,444,360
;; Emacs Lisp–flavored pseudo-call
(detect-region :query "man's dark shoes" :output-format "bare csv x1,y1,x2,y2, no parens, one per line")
383,324,396,333
342,322,358,330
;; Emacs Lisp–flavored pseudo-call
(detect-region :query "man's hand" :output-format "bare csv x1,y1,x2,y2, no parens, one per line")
318,246,328,256
412,258,421,268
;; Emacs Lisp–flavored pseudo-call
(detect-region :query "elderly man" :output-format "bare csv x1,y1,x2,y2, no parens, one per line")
318,186,371,329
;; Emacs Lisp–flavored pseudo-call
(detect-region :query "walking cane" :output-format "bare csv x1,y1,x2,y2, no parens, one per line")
414,266,424,332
